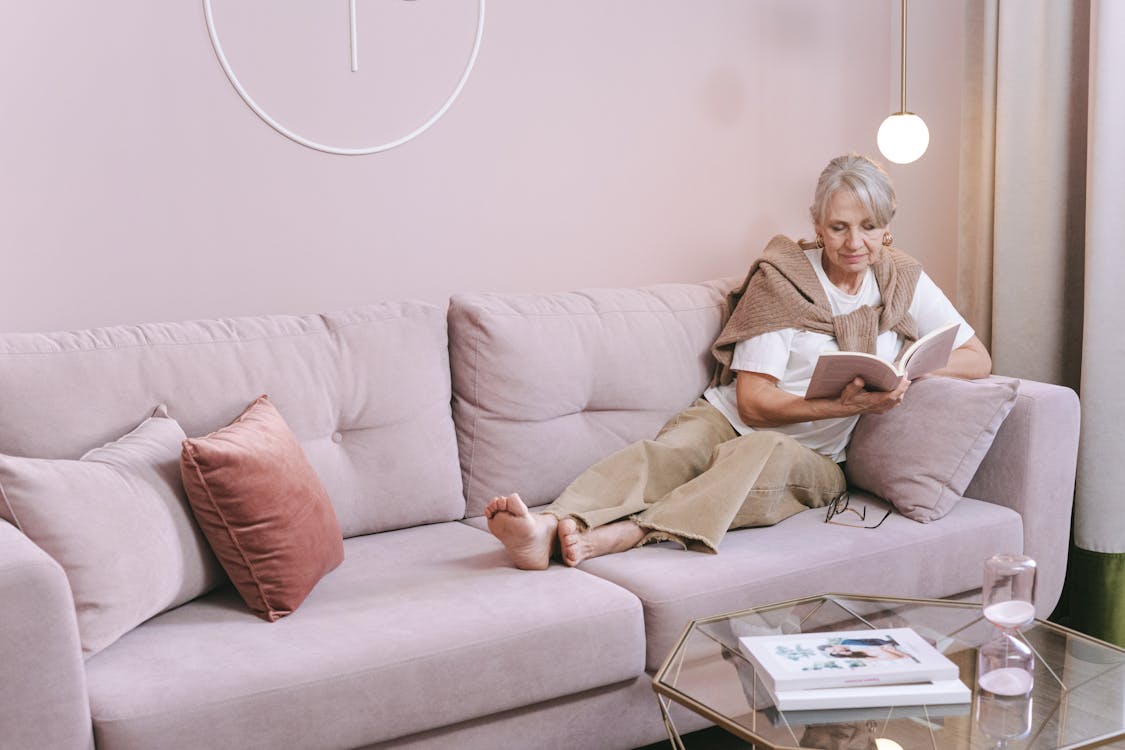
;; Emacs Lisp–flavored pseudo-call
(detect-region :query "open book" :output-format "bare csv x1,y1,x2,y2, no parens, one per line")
804,322,960,400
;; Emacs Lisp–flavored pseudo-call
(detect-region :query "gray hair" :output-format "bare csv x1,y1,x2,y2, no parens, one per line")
809,153,897,228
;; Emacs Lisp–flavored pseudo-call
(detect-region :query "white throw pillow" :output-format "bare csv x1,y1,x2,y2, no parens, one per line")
0,410,223,656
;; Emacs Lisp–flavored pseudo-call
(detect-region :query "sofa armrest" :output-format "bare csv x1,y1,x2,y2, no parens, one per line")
964,378,1080,617
0,521,93,750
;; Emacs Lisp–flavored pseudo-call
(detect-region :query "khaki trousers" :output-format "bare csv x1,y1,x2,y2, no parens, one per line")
542,399,845,553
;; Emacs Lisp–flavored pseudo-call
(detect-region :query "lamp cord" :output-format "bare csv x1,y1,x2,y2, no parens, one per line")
900,0,908,113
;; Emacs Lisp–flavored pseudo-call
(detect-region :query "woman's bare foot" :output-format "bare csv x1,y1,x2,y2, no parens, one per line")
485,493,558,570
558,518,645,567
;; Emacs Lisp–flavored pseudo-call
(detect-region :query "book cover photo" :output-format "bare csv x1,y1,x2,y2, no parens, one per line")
738,627,960,693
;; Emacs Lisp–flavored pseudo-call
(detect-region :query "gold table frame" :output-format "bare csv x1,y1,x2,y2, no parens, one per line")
652,594,1125,750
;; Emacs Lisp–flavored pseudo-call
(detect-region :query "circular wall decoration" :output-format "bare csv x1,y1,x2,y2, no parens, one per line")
203,0,486,155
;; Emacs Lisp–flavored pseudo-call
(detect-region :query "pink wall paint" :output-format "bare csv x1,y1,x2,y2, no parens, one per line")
0,1,963,333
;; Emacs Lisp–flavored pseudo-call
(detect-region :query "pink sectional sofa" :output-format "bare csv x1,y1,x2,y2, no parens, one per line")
0,280,1079,750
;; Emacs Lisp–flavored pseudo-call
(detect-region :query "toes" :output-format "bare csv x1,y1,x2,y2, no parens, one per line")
560,542,578,565
485,493,523,518
557,519,582,566
483,496,504,518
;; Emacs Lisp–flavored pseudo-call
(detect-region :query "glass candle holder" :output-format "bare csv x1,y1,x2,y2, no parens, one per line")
978,554,1036,696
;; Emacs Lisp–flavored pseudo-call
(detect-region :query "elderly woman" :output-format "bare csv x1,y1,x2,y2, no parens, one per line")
487,153,992,570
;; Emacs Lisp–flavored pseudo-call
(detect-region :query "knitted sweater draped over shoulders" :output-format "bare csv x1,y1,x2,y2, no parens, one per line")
710,235,923,387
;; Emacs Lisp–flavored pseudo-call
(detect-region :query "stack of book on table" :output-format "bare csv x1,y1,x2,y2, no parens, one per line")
738,627,971,712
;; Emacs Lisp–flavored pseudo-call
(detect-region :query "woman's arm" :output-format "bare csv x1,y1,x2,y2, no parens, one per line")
930,335,992,380
735,370,909,429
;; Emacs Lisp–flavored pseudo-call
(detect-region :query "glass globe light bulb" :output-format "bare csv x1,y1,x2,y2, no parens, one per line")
877,113,930,164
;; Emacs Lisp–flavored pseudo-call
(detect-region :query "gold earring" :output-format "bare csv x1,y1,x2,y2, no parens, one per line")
882,231,894,247
815,233,824,249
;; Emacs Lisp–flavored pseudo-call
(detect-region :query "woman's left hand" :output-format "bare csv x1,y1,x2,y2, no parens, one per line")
931,336,992,380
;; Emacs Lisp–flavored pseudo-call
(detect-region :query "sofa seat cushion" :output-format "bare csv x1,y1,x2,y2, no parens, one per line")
85,522,645,750
575,494,1022,671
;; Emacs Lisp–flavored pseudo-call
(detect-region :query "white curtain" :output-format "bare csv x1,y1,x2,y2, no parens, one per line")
960,0,1125,645
1074,0,1125,644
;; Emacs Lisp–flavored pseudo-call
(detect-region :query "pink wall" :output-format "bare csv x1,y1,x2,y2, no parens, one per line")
0,1,963,332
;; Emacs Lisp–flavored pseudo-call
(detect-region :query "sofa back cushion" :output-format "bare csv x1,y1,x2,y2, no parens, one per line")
449,281,730,517
0,303,464,537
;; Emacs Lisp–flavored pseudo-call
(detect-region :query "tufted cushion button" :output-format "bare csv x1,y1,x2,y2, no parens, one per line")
331,431,344,444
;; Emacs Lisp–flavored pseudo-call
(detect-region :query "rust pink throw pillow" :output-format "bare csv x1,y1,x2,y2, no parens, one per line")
180,395,343,621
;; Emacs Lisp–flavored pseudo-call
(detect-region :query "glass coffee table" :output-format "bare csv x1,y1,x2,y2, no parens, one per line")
652,594,1125,749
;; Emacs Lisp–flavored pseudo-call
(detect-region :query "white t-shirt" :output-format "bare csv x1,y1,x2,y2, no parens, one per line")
703,248,975,463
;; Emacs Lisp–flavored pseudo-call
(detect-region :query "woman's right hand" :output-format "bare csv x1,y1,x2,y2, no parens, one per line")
839,376,909,415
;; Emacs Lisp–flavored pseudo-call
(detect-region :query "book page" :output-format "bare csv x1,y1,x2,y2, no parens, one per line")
770,678,971,711
901,323,960,380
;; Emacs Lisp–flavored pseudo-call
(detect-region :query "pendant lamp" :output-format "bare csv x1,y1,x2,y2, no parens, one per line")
877,0,929,164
